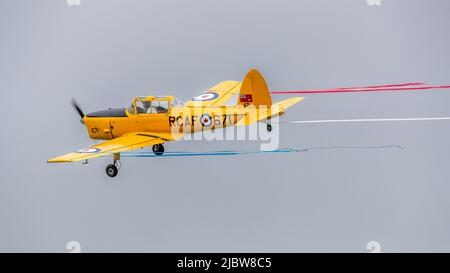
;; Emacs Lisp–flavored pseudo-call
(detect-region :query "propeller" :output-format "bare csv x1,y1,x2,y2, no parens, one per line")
71,98,85,124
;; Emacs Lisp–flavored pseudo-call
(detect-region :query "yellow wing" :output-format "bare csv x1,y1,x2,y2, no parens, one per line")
235,97,304,126
185,81,241,106
47,132,181,163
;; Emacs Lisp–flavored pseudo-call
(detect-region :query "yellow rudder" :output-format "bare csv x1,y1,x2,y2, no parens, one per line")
238,69,272,108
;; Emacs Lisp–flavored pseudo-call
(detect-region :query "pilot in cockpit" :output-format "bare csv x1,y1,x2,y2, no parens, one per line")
142,101,153,113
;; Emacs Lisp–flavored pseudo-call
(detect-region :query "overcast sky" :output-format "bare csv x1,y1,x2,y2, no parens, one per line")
1,0,450,252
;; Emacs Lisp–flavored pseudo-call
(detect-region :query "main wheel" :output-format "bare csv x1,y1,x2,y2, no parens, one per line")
267,124,272,132
106,164,118,177
152,144,165,156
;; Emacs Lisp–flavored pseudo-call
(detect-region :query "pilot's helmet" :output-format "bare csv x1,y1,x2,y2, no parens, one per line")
142,101,151,109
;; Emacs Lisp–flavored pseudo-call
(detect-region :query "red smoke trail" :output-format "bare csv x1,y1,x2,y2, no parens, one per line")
334,82,424,90
271,85,450,94
272,82,424,93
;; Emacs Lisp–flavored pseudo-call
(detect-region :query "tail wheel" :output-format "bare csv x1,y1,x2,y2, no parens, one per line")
106,164,118,177
267,124,272,132
152,144,165,156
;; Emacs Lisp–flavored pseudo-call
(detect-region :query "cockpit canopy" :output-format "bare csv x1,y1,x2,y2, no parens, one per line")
126,96,183,115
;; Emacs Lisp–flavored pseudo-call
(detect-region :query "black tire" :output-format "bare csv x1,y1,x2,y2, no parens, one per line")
106,164,118,177
152,144,165,156
267,124,272,132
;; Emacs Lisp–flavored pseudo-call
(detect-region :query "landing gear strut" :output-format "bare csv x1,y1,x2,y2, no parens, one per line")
106,153,121,178
152,143,165,156
266,118,272,132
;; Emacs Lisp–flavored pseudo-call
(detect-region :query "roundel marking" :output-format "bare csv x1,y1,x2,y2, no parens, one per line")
192,92,219,101
200,114,213,127
77,148,101,154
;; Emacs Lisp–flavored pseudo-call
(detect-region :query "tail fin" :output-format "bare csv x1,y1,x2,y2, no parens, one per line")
234,69,303,126
238,69,272,108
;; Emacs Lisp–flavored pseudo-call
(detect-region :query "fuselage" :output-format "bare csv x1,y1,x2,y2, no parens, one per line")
83,105,245,140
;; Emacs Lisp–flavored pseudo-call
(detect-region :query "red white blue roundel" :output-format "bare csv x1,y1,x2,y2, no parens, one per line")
192,92,219,101
77,148,101,154
200,114,213,127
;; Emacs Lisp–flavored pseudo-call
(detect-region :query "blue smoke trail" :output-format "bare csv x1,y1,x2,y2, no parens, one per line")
121,145,404,158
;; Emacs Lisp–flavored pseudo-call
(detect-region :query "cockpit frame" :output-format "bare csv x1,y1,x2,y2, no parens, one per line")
126,96,182,116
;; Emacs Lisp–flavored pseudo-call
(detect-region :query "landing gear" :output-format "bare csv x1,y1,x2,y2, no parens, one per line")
152,143,165,156
106,153,121,178
266,119,272,132
106,164,118,177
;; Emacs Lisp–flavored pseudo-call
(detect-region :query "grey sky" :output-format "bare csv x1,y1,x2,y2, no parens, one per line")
1,0,450,252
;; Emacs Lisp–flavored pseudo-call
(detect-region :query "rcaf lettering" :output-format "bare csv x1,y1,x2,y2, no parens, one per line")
176,116,183,126
168,116,175,126
169,114,234,127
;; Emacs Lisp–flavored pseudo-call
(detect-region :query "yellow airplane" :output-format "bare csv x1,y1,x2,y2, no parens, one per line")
48,69,303,177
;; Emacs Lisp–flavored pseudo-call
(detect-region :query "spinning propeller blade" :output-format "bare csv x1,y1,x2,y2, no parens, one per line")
71,98,85,124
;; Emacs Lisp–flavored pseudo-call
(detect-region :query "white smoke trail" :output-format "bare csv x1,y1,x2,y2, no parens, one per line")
278,117,450,124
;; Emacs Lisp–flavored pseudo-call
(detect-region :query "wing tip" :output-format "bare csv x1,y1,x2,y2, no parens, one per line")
47,158,72,163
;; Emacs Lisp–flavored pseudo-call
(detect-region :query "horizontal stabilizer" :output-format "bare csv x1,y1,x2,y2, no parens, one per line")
235,97,304,126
